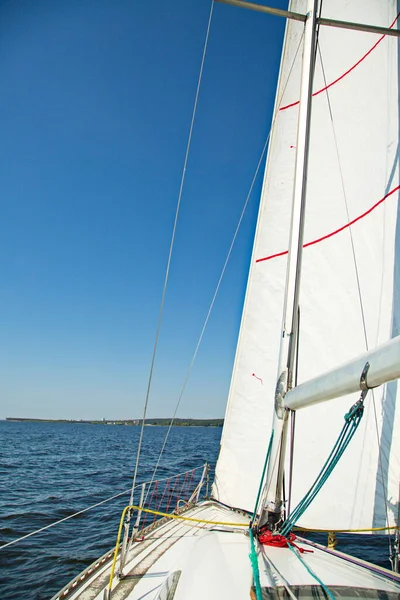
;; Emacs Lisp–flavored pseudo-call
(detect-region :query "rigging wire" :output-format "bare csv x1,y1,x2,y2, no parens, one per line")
0,466,203,551
317,41,393,555
3,3,305,556
145,28,306,499
0,488,129,551
128,0,215,506
144,128,270,504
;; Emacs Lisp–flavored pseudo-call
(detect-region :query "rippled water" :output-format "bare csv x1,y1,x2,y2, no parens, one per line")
0,421,221,599
0,420,395,600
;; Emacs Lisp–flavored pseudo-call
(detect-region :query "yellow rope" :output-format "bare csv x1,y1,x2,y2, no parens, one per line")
108,504,248,592
108,505,400,593
131,505,248,526
108,505,130,592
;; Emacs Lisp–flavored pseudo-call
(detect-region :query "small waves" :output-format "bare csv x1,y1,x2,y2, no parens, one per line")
0,420,392,600
0,421,222,600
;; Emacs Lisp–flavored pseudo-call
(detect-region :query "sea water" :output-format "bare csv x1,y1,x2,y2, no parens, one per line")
0,420,394,600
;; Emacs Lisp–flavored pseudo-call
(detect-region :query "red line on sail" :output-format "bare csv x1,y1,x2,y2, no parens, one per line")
279,12,400,112
255,185,400,264
252,373,263,385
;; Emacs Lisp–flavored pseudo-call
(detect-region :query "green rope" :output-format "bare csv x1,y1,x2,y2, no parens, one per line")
250,430,274,527
280,399,364,537
248,430,274,600
287,543,335,600
249,528,263,600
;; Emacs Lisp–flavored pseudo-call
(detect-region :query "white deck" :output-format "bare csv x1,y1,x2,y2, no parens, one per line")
54,501,400,600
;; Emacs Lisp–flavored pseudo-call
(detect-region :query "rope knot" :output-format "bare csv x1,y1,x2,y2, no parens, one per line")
258,529,313,554
344,399,364,422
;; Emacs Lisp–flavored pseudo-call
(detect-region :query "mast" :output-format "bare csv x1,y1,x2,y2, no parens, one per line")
259,0,318,529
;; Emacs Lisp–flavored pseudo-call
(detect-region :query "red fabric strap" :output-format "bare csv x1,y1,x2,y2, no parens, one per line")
258,530,313,554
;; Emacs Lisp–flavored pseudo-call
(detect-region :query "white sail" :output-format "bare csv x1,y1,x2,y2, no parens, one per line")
212,5,302,512
213,0,400,533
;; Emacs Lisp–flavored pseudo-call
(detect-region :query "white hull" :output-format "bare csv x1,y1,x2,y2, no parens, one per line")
51,501,400,600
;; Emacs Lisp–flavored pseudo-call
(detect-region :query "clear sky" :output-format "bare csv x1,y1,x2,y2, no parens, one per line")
0,0,287,420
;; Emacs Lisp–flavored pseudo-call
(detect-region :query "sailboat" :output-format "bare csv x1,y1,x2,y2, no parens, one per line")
50,0,400,598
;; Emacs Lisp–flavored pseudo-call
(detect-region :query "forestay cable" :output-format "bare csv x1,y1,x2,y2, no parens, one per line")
144,130,270,503
145,28,305,497
128,0,215,505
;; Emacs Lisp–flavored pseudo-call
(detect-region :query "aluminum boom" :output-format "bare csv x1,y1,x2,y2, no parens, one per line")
215,0,400,38
215,0,305,22
285,335,400,411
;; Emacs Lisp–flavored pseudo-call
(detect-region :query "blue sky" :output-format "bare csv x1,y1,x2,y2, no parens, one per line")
0,0,286,420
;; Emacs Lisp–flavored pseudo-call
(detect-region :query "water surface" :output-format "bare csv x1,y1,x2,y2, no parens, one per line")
0,420,394,599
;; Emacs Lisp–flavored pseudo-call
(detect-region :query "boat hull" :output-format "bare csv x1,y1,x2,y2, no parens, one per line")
51,501,400,600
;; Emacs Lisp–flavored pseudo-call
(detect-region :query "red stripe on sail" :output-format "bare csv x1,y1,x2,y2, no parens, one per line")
279,12,400,112
252,373,263,385
255,185,400,264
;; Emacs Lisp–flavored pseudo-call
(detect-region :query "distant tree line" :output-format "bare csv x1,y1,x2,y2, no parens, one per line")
144,418,223,427
6,417,224,427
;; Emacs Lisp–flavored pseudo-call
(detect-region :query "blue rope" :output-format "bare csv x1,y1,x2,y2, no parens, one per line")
249,528,263,600
287,543,335,600
250,430,274,527
280,399,364,537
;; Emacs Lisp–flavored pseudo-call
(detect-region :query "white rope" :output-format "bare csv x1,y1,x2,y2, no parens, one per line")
128,0,215,506
0,465,204,551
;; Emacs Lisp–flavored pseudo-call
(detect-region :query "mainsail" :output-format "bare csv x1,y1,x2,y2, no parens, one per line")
213,0,400,532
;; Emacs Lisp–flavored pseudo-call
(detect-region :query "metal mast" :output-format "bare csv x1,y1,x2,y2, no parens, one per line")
258,0,319,529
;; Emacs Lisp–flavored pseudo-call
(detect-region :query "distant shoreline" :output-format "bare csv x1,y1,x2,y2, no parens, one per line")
5,417,224,427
